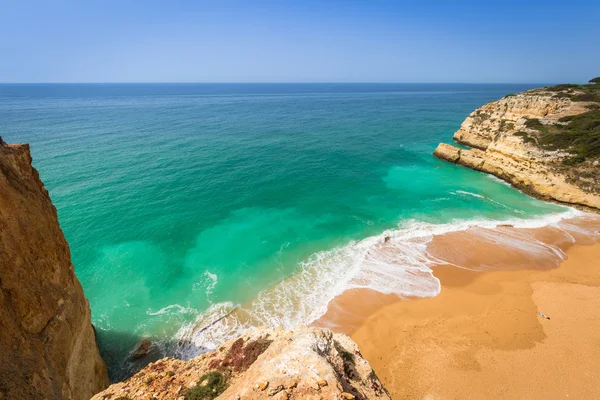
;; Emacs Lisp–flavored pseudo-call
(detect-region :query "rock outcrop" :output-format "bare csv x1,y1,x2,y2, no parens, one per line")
92,326,391,400
433,86,600,210
0,142,109,399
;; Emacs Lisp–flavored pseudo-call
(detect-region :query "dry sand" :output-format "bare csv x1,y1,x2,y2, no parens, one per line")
316,220,600,399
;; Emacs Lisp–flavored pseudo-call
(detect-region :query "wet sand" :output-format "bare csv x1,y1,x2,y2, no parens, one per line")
315,218,600,399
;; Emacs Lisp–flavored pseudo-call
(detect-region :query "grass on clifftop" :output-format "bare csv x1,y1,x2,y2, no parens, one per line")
539,81,600,102
517,104,600,194
186,371,228,400
523,105,600,164
519,77,600,165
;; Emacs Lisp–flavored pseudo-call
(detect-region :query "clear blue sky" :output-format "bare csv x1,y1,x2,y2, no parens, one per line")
1,0,598,83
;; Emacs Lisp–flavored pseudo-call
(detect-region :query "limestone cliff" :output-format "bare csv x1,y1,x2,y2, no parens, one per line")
433,83,600,210
0,142,109,399
92,326,391,400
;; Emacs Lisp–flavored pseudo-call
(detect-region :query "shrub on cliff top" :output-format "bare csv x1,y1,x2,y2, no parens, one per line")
472,111,491,124
524,109,600,162
514,131,536,145
562,156,586,165
589,77,600,84
545,83,580,92
186,371,228,400
524,118,546,132
571,92,600,102
543,82,600,102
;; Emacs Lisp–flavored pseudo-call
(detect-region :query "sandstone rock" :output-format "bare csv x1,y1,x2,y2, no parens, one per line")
92,326,391,400
268,384,284,396
434,91,600,211
0,143,109,399
131,338,154,360
433,143,460,163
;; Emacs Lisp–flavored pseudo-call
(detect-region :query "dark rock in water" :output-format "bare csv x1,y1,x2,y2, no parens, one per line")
131,339,153,360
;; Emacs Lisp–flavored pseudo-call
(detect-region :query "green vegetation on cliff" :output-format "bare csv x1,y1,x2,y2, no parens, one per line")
186,372,228,400
523,105,600,165
518,78,600,166
537,81,600,102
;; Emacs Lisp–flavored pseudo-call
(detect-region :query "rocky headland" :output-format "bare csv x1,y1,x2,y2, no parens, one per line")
0,141,109,399
433,79,600,210
92,326,390,400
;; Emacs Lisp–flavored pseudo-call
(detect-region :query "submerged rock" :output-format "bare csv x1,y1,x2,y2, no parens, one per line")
131,339,154,360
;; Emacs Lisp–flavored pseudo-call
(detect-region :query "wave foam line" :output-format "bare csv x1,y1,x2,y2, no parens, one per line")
173,208,592,359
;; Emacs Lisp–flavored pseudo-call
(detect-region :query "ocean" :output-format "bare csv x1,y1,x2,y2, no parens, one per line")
0,83,569,378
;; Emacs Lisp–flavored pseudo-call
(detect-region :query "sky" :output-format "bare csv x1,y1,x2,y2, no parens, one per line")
0,0,598,83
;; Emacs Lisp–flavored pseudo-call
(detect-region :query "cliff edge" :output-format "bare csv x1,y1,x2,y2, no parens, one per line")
433,80,600,210
93,326,391,400
0,141,109,399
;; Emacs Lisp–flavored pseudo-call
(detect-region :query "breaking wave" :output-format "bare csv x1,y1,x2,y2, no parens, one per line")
172,207,596,359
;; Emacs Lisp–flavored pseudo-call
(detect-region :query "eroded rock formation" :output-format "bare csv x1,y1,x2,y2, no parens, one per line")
0,142,109,399
92,326,391,400
433,87,600,210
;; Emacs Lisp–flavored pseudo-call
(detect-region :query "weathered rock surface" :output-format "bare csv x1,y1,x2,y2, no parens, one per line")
0,142,109,399
433,90,600,210
92,326,391,400
131,339,154,360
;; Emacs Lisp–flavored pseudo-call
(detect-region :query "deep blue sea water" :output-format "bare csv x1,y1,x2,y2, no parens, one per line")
0,83,568,378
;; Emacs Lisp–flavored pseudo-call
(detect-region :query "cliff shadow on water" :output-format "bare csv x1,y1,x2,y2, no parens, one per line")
96,328,210,382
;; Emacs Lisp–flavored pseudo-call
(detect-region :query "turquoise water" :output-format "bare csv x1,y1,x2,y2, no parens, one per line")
0,83,566,377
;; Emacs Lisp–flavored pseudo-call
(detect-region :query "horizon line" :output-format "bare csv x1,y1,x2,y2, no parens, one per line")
0,81,562,85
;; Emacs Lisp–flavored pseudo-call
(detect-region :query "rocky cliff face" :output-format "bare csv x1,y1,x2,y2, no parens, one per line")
433,86,600,210
0,142,109,399
92,326,391,400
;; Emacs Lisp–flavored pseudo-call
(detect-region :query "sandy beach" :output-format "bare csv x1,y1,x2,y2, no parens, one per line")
316,217,600,399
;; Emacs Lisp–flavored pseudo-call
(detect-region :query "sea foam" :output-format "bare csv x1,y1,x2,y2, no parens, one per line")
173,207,593,359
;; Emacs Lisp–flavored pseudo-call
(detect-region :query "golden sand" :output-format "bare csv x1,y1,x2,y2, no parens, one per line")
315,219,600,399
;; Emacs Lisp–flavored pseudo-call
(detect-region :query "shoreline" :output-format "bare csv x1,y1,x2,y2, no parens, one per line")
317,223,600,398
174,212,598,357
